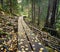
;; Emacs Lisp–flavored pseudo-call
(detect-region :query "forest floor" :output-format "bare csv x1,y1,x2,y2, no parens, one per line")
0,13,18,52
0,12,60,52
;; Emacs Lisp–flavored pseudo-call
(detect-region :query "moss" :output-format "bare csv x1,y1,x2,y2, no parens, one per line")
7,22,12,26
46,47,54,52
0,30,8,35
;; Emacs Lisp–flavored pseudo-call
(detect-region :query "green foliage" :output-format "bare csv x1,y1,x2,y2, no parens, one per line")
0,0,20,15
46,47,54,52
0,30,8,35
11,0,20,14
7,22,12,26
56,0,60,31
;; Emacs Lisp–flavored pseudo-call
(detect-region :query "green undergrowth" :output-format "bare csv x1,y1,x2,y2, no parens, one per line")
45,47,57,52
0,30,8,35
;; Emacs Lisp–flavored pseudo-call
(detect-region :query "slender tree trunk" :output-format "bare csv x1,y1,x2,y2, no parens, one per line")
31,0,34,23
0,0,3,8
44,0,50,27
21,0,24,12
28,0,30,18
38,5,40,26
9,0,12,13
33,0,35,24
31,0,35,24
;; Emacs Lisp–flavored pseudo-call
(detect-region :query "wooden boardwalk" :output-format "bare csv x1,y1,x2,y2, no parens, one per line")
18,16,48,52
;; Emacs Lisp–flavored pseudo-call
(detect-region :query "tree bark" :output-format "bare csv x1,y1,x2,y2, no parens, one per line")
31,0,35,24
50,0,58,28
44,0,51,27
31,0,34,23
38,5,40,26
9,0,12,13
0,0,3,8
33,0,35,24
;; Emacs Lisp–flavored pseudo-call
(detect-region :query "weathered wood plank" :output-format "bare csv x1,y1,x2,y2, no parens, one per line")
18,17,32,52
22,17,48,52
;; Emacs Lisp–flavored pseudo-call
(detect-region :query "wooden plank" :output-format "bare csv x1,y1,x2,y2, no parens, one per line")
22,17,48,52
18,17,32,52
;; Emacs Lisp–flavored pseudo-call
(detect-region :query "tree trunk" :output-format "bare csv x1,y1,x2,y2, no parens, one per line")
37,6,40,25
33,0,35,24
44,0,58,36
21,0,24,11
9,0,12,13
31,0,34,23
31,0,35,24
44,0,51,27
50,0,58,28
0,0,3,8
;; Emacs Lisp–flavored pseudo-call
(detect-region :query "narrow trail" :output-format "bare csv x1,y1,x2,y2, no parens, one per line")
18,16,48,52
